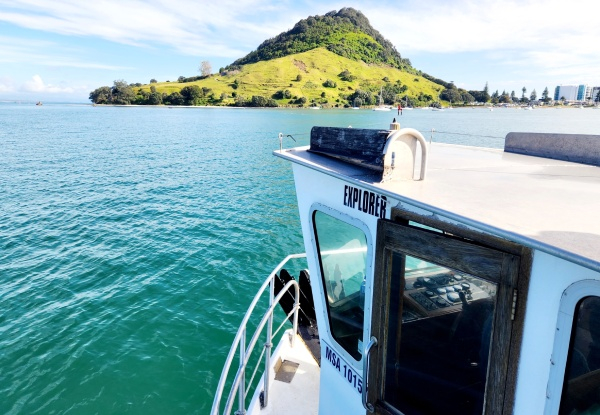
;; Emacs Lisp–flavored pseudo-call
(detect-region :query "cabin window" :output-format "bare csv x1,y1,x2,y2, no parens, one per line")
367,218,522,415
313,210,369,361
382,253,497,414
559,296,600,414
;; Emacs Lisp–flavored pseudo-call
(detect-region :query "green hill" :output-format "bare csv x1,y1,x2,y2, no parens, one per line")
230,7,411,71
89,8,450,107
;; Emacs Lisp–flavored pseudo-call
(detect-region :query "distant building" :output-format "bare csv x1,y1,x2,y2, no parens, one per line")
553,84,600,103
592,87,600,103
554,85,587,102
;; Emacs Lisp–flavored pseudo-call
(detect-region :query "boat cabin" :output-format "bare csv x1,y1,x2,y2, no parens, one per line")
212,122,600,415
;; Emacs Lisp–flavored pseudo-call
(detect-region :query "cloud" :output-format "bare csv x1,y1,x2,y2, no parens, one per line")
0,76,15,92
20,75,75,93
366,0,600,55
0,35,132,71
0,0,292,58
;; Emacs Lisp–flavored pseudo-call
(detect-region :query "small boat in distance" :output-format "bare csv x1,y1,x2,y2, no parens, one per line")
36,101,42,106
373,87,391,111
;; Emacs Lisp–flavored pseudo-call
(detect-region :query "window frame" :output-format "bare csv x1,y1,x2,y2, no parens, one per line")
309,203,374,366
367,209,531,415
544,280,600,415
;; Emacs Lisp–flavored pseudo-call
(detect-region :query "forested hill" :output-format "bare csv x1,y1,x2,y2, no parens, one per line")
230,7,412,71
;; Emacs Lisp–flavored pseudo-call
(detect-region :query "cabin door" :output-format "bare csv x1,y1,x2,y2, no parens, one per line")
364,217,523,415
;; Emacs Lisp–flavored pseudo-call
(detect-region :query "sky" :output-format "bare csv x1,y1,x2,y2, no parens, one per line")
1,0,599,103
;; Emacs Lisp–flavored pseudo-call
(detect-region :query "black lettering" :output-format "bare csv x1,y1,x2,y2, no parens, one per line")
368,192,375,215
343,185,348,206
380,196,387,218
342,185,387,219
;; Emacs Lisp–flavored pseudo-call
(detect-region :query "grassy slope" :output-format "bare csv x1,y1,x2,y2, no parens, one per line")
138,48,443,107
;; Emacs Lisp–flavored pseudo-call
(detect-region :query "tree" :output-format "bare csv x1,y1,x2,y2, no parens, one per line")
89,86,112,104
200,61,212,77
165,91,185,105
530,89,537,102
295,74,302,82
491,90,499,104
440,87,462,104
234,95,246,106
111,80,135,105
148,91,162,105
542,87,550,103
347,89,374,106
180,85,202,105
499,91,511,103
150,79,157,83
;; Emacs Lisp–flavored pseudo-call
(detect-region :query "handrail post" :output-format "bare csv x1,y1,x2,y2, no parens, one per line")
237,329,246,415
291,284,299,347
262,278,275,408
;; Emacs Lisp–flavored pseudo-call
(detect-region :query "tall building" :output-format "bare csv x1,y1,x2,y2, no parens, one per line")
553,84,592,102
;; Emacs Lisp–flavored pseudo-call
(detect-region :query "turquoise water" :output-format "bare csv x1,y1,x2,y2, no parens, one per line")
1,103,599,414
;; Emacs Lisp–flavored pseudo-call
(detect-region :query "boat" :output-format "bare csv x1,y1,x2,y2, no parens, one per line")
373,87,390,111
212,121,600,415
36,101,42,106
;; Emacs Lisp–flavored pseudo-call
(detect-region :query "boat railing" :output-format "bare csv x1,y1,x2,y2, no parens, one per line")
211,253,306,415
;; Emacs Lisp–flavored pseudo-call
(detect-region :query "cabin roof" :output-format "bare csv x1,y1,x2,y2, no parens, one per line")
275,141,600,272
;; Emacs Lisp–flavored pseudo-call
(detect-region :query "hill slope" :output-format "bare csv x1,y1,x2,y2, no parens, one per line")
132,48,443,107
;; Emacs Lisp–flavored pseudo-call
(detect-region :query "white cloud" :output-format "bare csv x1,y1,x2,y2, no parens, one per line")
20,75,74,93
367,0,600,55
0,0,291,58
0,76,15,92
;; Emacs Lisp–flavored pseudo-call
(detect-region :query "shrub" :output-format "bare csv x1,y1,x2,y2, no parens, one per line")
323,79,337,88
338,70,356,82
250,95,268,107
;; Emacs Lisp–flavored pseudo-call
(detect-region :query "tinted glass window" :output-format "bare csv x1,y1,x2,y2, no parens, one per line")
560,296,600,414
384,254,497,415
313,210,368,360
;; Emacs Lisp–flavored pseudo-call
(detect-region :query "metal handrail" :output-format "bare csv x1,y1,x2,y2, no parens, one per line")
211,253,307,415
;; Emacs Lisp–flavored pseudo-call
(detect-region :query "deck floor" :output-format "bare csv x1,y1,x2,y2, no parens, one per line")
248,330,320,415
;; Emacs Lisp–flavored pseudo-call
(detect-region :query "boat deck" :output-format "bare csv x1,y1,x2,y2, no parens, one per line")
247,330,320,415
275,141,600,272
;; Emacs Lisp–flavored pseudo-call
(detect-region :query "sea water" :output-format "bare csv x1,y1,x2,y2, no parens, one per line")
1,103,599,414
